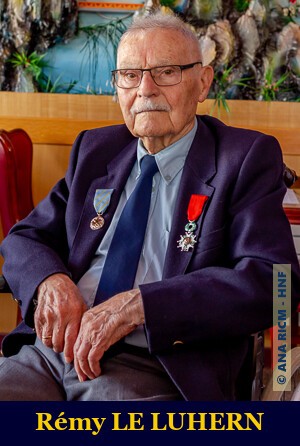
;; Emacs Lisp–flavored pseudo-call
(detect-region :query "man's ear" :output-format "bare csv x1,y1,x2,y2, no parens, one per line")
198,65,214,103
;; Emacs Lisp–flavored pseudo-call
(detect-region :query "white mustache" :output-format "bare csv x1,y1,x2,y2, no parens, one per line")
130,101,171,115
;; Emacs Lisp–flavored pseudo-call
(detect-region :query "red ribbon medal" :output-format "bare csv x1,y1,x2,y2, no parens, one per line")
177,194,208,251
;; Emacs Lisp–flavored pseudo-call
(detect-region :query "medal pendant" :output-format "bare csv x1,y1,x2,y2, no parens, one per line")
177,231,197,252
90,189,114,230
177,195,209,252
90,214,105,230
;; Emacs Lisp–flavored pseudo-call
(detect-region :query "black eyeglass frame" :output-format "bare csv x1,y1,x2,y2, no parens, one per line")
111,61,203,89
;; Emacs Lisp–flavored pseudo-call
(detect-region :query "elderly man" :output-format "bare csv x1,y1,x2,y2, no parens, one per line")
0,12,299,401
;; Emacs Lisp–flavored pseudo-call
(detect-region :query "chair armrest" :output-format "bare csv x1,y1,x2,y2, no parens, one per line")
284,164,298,188
0,275,11,293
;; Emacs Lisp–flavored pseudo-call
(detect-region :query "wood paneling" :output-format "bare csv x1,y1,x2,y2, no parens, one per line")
32,143,72,205
0,93,299,155
196,99,300,156
0,92,123,120
0,117,123,146
0,223,17,333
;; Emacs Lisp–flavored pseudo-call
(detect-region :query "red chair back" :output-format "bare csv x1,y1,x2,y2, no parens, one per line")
0,129,34,237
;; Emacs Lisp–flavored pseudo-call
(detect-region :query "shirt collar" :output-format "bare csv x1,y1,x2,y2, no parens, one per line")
136,118,198,185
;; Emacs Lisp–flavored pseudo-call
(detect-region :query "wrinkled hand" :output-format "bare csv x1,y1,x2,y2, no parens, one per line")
73,288,144,382
34,273,88,363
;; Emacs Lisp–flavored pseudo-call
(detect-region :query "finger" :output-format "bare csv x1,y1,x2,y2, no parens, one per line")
73,356,86,382
41,313,54,346
52,322,65,353
41,334,53,341
34,306,46,340
41,333,53,348
63,323,80,364
88,347,102,378
74,340,96,381
40,309,55,348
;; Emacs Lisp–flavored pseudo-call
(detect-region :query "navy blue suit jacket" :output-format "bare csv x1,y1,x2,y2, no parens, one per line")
1,115,300,400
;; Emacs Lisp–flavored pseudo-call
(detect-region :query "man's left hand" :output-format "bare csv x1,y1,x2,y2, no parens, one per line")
73,288,144,382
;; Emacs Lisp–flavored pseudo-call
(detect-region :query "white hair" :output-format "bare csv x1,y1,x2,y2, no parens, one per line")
119,11,201,58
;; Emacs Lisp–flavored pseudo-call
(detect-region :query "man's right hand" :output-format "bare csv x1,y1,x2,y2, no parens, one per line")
34,273,87,364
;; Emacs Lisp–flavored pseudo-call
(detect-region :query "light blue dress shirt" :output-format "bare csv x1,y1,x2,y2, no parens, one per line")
77,119,197,346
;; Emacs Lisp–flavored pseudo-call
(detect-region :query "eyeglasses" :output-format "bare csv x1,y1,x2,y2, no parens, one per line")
112,61,202,89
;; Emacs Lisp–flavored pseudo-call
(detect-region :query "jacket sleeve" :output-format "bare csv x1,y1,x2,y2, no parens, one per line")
140,133,300,354
0,131,86,326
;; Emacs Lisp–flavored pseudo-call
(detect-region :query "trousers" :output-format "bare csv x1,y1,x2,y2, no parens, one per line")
0,338,183,401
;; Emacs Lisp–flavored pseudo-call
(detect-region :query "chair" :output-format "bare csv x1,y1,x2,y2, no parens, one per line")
0,128,34,237
235,332,265,401
0,129,34,338
283,164,298,188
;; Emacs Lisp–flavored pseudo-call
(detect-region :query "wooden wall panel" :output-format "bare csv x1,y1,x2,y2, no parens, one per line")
0,227,17,334
283,155,300,178
32,143,72,205
0,294,17,334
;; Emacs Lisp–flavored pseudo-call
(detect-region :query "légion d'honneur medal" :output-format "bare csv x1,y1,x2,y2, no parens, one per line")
177,194,208,251
90,189,114,230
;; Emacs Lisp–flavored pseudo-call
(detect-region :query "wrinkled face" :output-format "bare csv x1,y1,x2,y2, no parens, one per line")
116,28,213,152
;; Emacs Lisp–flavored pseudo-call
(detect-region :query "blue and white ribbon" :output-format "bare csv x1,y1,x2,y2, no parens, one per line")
90,189,114,230
93,189,114,215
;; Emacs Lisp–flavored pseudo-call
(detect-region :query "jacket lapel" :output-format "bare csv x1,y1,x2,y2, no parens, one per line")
69,116,216,282
68,139,137,282
163,117,216,279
